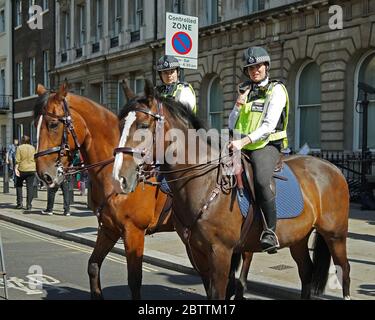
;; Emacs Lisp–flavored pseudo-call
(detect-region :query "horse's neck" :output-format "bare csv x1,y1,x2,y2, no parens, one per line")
70,96,119,194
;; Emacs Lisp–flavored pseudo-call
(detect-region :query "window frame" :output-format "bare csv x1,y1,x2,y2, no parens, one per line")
15,0,22,27
16,62,23,99
353,50,375,151
29,57,36,96
0,9,5,33
295,60,321,151
43,50,50,88
207,75,223,130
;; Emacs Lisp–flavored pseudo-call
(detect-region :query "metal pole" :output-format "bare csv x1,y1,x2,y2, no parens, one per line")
361,92,369,190
3,163,9,194
0,233,8,299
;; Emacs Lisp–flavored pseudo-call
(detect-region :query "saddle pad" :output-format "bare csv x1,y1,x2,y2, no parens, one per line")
237,163,304,219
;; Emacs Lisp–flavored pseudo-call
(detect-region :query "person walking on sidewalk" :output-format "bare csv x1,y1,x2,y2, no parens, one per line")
6,138,19,186
42,177,71,216
15,135,36,211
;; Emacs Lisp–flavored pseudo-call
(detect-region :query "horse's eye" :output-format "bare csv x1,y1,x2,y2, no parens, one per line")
48,121,59,130
137,122,149,129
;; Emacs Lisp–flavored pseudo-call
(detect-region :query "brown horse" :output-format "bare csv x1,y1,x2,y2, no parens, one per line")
113,80,351,300
34,83,174,300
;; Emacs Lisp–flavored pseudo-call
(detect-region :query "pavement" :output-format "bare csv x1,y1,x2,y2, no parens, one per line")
0,180,374,300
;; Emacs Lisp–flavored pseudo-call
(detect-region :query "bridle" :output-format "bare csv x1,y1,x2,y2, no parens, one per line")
34,96,82,177
34,94,115,177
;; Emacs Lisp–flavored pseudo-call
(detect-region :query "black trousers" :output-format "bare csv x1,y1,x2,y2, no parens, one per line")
46,180,70,213
16,171,36,208
244,145,280,230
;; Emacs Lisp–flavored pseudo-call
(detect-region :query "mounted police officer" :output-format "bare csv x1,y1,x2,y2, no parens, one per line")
228,46,289,253
155,55,197,113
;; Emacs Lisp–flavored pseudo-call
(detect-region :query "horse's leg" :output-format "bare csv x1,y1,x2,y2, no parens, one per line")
234,251,254,300
322,234,351,300
88,227,118,299
209,245,233,299
289,235,313,299
123,223,145,300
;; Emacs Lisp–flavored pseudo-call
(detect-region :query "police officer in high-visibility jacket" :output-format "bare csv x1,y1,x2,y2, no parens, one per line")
228,47,289,253
155,55,197,113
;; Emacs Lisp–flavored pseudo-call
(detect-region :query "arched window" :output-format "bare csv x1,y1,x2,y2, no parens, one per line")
354,52,375,150
296,62,321,149
207,76,223,130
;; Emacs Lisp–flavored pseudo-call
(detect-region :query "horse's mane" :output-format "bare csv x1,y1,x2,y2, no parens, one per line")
118,95,207,131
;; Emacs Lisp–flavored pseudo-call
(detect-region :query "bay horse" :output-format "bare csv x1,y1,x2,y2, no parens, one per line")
113,80,351,300
34,83,174,300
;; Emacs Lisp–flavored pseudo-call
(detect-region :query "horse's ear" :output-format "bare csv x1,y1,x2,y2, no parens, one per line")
36,84,47,96
121,79,135,101
56,80,69,101
144,79,155,101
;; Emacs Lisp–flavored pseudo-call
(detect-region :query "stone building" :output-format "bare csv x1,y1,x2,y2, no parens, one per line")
0,0,13,151
13,0,55,144
54,0,375,153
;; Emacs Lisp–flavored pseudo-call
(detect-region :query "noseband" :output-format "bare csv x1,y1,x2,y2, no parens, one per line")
34,97,82,173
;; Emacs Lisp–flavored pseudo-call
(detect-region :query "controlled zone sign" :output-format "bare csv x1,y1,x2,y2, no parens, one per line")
165,12,198,69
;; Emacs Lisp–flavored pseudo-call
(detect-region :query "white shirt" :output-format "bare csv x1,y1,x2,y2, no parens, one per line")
228,78,287,143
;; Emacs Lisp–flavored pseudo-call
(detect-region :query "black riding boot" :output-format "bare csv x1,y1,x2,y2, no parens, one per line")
259,198,278,253
16,187,23,208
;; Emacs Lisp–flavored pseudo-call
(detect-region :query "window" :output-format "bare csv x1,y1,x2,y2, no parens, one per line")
16,62,23,98
42,0,49,11
28,0,36,19
355,52,375,150
110,0,122,37
29,57,36,96
61,10,70,50
129,0,143,32
208,76,223,130
93,0,103,41
17,124,24,141
15,0,22,27
0,9,5,33
167,0,184,13
296,62,321,149
207,0,222,24
0,69,5,96
77,4,86,47
43,51,50,88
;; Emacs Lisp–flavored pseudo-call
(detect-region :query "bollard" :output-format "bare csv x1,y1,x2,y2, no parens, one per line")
3,163,9,194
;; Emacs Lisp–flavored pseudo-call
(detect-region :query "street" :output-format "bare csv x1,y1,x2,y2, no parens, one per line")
0,221,272,300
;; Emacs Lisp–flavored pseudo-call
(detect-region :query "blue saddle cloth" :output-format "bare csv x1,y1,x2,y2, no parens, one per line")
237,163,304,219
158,175,172,194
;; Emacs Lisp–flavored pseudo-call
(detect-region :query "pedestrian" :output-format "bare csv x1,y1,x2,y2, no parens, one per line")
155,55,197,113
41,177,71,216
228,46,290,253
6,138,19,186
14,135,36,211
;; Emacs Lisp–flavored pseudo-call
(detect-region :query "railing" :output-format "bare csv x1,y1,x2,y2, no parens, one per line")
311,151,375,201
0,95,11,111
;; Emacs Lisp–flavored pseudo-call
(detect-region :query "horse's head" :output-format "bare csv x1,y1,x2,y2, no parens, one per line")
34,82,87,187
112,79,167,194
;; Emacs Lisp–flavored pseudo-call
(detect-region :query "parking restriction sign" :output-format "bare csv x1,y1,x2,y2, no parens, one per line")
165,12,198,69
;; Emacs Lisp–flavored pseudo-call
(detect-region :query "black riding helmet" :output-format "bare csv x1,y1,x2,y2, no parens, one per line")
242,46,271,76
156,55,180,72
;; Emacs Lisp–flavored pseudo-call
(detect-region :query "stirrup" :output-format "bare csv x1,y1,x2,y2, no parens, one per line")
260,229,280,253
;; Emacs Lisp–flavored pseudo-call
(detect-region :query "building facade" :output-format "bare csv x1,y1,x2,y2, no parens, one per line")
0,0,13,151
13,0,55,144
54,0,375,153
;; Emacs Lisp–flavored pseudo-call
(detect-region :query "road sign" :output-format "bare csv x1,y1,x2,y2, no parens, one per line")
165,12,198,70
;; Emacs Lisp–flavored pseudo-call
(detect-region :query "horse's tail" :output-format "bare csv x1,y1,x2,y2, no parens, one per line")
311,232,331,296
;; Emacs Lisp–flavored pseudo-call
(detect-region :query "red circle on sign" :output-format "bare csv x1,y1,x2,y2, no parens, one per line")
172,32,193,55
